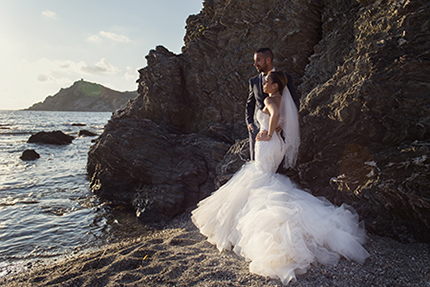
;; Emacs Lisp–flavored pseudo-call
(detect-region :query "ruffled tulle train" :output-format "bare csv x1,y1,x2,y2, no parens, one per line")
191,162,369,284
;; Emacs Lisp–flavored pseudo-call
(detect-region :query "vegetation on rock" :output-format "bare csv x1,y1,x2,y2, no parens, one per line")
26,79,137,112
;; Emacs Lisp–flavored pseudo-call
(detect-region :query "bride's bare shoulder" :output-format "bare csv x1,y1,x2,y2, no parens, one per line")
264,95,282,107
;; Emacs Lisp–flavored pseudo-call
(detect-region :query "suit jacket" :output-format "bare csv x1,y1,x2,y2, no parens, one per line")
246,72,299,127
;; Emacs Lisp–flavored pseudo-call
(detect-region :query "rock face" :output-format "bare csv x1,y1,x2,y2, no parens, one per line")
87,117,229,221
88,0,430,242
28,131,74,145
26,80,137,112
296,0,430,242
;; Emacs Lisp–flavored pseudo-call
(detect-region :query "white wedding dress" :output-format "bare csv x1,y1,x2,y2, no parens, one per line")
191,94,369,284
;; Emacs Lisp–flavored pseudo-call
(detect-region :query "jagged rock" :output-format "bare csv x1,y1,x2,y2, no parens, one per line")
78,130,97,137
214,139,249,188
20,149,40,161
28,131,74,145
26,80,137,112
87,117,230,221
87,0,430,242
295,0,430,242
88,0,323,226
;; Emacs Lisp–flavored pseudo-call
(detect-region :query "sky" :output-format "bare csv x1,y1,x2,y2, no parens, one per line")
0,0,203,110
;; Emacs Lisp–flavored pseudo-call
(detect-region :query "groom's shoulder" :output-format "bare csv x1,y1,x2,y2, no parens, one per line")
249,74,260,83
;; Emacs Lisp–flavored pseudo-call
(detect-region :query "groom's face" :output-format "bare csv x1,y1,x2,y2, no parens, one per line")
254,52,269,74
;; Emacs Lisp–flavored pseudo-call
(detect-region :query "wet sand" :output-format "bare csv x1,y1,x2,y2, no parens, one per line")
1,211,429,286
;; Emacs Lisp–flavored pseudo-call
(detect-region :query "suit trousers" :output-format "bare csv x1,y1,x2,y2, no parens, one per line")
248,123,259,161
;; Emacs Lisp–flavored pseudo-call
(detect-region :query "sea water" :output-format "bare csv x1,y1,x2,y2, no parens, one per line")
0,110,147,277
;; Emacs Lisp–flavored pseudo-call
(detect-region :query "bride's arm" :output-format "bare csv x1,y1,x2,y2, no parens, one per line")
257,98,280,141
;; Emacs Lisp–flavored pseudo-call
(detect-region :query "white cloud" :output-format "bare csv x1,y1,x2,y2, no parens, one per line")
100,31,131,42
124,66,137,81
0,58,75,109
59,63,70,69
0,56,135,110
81,58,120,75
87,31,132,43
33,58,120,76
37,73,54,82
41,10,57,19
86,34,101,43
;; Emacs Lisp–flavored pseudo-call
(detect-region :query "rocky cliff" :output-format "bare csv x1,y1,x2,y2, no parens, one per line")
87,0,430,242
26,80,137,112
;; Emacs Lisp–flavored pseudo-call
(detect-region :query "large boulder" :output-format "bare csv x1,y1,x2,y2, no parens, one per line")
87,117,229,221
87,0,430,242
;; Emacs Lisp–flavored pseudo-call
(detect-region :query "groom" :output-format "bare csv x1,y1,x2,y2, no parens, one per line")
246,48,300,160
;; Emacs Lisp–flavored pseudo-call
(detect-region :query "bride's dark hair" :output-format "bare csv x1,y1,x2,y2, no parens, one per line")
268,71,288,93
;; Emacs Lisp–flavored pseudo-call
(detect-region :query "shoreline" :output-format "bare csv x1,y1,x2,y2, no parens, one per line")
1,211,429,287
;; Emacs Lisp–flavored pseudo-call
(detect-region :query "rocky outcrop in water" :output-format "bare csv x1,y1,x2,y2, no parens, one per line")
28,131,74,145
26,80,137,112
78,130,97,137
88,0,430,242
20,149,40,161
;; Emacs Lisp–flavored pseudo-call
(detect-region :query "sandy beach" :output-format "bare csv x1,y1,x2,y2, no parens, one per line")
1,210,429,287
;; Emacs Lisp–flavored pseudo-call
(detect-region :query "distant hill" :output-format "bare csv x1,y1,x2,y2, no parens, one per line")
26,80,137,112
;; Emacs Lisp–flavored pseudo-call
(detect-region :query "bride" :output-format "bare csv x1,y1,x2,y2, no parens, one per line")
191,71,369,285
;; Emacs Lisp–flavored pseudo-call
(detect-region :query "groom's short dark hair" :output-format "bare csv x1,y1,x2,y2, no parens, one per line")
256,48,273,61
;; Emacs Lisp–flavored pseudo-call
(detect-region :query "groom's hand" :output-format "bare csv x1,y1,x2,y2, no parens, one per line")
248,124,254,131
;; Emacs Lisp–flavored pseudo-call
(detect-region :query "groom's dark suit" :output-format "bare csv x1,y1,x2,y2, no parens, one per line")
246,72,299,160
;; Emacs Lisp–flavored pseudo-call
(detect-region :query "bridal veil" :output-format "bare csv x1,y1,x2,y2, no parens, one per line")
279,86,300,168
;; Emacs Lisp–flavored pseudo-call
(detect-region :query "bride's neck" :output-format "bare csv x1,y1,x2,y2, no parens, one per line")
269,92,281,97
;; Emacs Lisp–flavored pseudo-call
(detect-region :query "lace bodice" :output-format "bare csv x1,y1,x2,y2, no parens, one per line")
256,109,270,131
256,89,300,170
254,110,285,173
